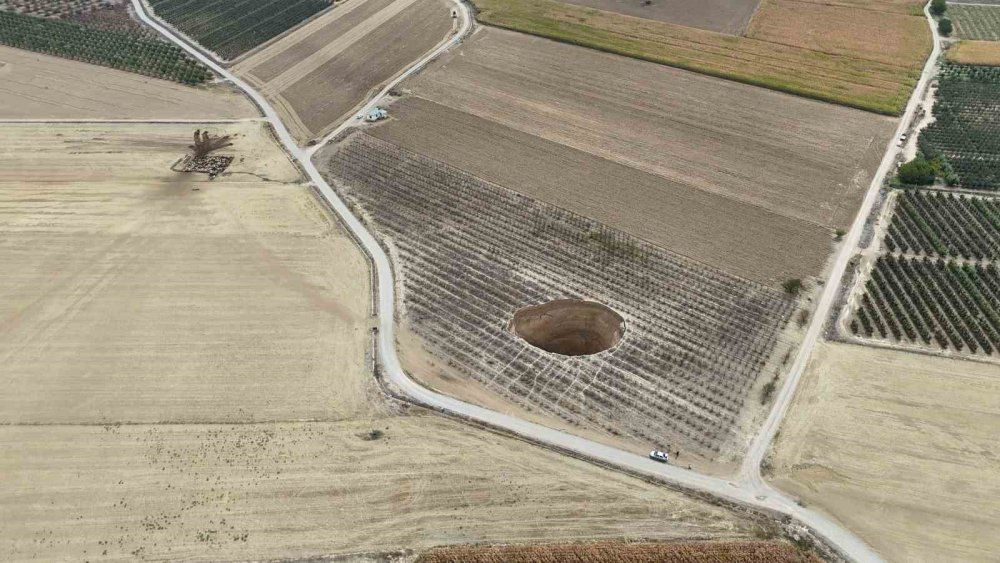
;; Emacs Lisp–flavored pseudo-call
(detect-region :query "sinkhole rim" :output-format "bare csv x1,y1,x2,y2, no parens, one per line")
509,299,626,357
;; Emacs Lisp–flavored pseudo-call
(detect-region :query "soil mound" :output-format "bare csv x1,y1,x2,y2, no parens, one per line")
511,299,624,356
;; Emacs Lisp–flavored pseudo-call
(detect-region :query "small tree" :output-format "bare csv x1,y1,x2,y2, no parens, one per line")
930,0,946,16
898,157,936,185
782,278,803,296
938,17,953,36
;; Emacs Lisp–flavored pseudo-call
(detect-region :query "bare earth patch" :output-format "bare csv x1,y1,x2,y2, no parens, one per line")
0,46,256,120
558,0,760,34
947,40,1000,66
769,342,1000,562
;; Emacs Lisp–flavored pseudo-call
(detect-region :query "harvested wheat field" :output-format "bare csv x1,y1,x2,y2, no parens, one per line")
769,342,1000,562
558,0,760,34
947,40,1000,65
417,540,820,563
746,0,930,68
0,46,257,119
233,0,453,142
0,121,778,561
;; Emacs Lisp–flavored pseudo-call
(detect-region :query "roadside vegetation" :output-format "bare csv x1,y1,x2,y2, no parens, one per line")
0,10,211,83
147,0,331,59
471,0,929,114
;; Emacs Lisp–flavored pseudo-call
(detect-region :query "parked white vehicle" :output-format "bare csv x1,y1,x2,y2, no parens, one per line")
649,450,670,463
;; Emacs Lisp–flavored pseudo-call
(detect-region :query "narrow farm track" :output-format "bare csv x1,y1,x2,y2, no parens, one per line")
127,1,938,561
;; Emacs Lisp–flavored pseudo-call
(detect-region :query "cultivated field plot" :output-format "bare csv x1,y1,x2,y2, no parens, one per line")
747,0,929,68
0,10,211,83
147,0,331,60
770,342,1000,562
471,0,928,114
371,98,836,285
0,121,374,423
417,540,819,563
0,121,767,561
0,45,257,119
848,255,1000,355
884,191,1000,261
558,0,760,34
234,0,452,142
319,133,795,462
918,63,1000,189
947,40,1000,65
951,4,1000,41
0,0,148,33
0,416,764,561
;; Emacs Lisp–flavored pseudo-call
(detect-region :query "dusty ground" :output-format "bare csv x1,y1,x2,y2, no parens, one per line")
0,46,257,120
769,341,1000,562
369,97,830,285
0,121,770,561
559,0,760,34
234,0,453,142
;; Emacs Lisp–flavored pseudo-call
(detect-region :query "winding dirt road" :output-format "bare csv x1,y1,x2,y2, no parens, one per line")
128,0,941,560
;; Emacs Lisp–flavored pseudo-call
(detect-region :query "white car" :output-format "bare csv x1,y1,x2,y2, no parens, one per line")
649,450,670,463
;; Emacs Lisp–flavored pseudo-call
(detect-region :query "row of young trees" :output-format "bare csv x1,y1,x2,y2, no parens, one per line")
0,10,211,83
884,190,1000,261
325,132,794,455
852,255,1000,355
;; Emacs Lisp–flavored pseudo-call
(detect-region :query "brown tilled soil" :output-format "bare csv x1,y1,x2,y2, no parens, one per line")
559,0,760,34
417,540,821,563
235,0,452,142
369,97,832,285
406,28,896,231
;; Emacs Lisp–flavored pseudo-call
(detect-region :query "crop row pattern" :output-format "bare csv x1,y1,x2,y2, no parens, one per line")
322,133,794,456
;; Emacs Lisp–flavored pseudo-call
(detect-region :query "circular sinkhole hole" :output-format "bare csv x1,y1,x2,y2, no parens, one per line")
510,299,625,357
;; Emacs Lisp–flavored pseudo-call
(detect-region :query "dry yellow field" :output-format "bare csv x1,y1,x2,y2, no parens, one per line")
947,40,1000,66
0,46,257,119
0,121,768,561
746,0,930,68
769,342,1000,562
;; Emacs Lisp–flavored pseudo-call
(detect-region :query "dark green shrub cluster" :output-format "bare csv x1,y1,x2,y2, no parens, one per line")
0,10,211,84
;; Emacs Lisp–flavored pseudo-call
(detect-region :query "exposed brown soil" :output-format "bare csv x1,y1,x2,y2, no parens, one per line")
235,0,452,142
405,27,896,231
369,97,832,286
417,540,821,563
510,300,624,356
558,0,760,34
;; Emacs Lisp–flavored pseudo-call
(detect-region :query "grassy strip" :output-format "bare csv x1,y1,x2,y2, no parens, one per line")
472,0,919,114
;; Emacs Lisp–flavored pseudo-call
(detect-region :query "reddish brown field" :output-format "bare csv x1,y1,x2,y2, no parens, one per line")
417,540,821,563
559,0,760,34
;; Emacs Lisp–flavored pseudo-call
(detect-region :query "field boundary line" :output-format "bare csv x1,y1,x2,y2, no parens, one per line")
129,0,915,560
0,118,263,124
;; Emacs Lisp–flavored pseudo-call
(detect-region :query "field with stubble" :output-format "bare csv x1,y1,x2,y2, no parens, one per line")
233,0,453,142
0,46,257,119
395,27,896,284
0,121,776,561
769,342,1000,562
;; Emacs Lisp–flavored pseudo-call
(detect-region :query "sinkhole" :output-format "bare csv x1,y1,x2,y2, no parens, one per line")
510,299,625,357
